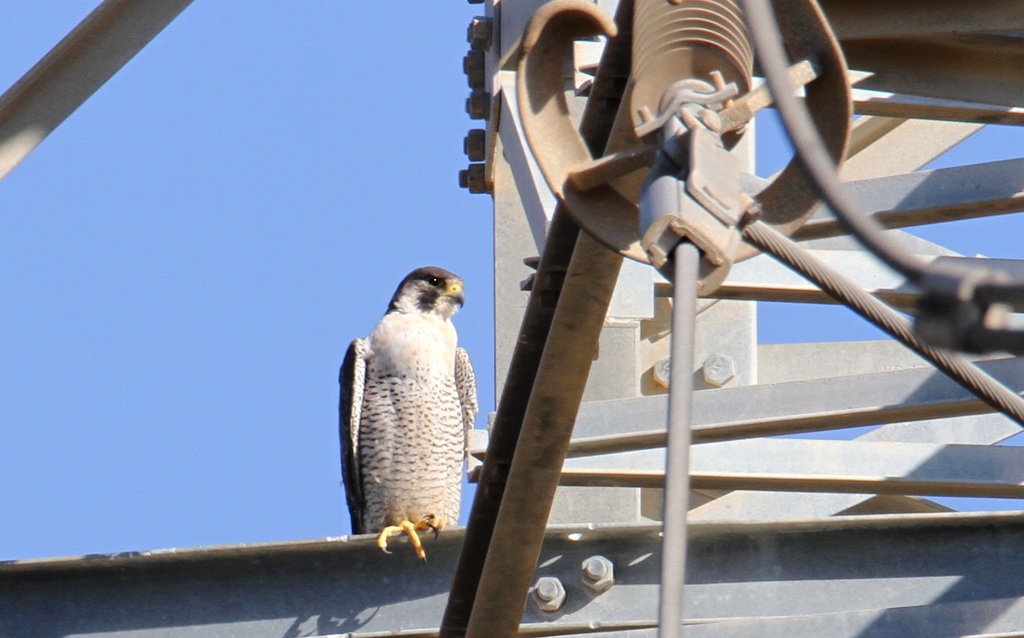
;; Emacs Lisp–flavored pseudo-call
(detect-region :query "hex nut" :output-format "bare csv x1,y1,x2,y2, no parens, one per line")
581,555,614,592
458,164,488,194
463,50,486,90
467,16,493,50
702,353,736,387
464,129,486,162
466,91,491,120
533,576,566,612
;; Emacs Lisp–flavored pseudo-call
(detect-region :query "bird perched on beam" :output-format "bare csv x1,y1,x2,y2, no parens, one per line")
340,266,478,560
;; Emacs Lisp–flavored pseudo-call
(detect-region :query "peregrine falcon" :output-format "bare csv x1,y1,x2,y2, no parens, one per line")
339,266,478,560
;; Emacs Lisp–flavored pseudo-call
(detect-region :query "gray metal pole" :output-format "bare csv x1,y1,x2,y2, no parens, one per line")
658,241,700,638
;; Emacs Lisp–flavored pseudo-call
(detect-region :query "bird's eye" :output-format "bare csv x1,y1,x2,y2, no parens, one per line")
427,276,442,287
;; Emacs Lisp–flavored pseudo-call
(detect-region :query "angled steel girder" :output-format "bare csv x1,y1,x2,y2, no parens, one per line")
565,355,1024,455
0,0,192,180
819,0,1024,40
849,87,1024,126
8,514,1024,637
717,251,1024,307
795,158,1024,240
563,438,1024,499
814,0,1024,109
839,117,981,181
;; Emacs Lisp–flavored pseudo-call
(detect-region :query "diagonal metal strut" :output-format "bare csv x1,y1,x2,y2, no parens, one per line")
0,0,193,181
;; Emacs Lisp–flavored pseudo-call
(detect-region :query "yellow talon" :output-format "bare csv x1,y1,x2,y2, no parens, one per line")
376,515,444,561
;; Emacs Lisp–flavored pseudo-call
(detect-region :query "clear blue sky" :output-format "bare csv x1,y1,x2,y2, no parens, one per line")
1,3,1022,561
0,2,493,560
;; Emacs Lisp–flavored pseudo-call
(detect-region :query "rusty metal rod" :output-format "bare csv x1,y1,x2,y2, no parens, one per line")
442,3,635,633
439,212,581,638
464,232,622,638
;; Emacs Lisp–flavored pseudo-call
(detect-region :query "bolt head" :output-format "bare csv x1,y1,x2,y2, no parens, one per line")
464,129,486,162
467,16,493,50
581,555,614,592
702,353,736,387
466,91,491,120
463,50,486,90
459,163,488,194
533,576,566,612
652,356,671,389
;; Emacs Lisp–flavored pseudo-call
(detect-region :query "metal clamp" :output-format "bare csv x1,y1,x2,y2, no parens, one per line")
915,262,1013,352
639,97,745,292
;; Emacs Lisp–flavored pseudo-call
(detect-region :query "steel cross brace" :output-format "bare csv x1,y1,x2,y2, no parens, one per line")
438,4,635,636
0,0,193,181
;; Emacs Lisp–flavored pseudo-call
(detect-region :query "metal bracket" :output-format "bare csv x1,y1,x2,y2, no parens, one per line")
640,119,744,293
914,262,1014,352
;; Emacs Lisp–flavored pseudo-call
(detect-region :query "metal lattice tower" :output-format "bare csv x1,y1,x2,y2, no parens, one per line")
4,1,1024,637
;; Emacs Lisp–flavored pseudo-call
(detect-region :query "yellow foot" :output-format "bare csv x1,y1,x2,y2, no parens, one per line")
376,515,443,561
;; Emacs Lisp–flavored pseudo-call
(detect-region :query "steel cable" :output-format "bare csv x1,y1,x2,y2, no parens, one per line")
743,220,1024,427
741,0,1024,354
739,0,927,284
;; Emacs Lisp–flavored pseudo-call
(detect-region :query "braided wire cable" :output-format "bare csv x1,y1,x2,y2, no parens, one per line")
743,219,1024,427
739,0,927,284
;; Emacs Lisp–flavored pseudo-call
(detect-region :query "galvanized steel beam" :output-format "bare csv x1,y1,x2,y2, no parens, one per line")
8,515,1024,637
715,252,1024,307
837,119,981,181
563,438,1024,499
842,36,1024,110
691,414,1016,522
566,355,1024,454
820,0,1024,40
795,158,1024,241
549,598,1024,638
850,88,1024,126
0,0,193,180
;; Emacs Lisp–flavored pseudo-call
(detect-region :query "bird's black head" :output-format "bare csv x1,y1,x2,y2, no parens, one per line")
387,266,466,318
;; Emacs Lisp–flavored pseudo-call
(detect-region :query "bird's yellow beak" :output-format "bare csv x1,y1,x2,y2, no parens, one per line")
446,281,465,307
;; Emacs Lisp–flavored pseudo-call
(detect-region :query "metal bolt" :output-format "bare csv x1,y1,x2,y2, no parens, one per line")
467,16,493,50
463,49,486,90
466,91,490,120
533,576,566,612
458,163,488,194
702,353,736,387
581,555,615,592
464,129,486,162
653,356,671,389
